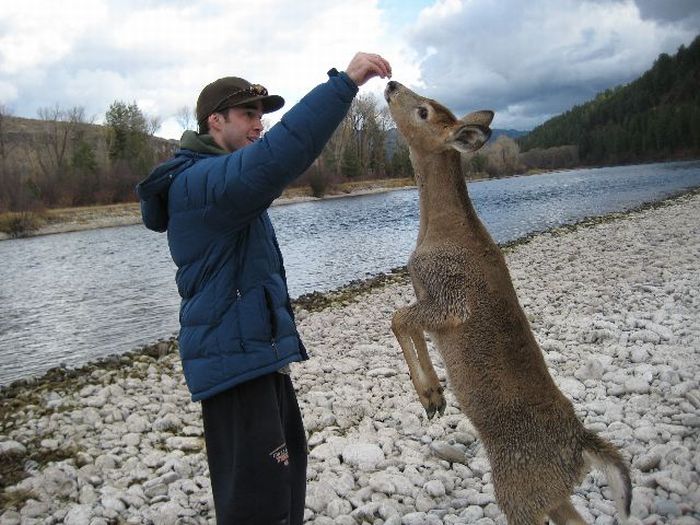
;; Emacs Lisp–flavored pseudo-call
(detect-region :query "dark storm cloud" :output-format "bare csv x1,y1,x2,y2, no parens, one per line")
633,0,700,24
404,0,698,130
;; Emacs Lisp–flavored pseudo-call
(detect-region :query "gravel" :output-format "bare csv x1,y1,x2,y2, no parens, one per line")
1,192,698,524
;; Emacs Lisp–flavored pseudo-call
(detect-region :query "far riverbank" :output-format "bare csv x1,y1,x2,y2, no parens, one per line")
0,178,417,241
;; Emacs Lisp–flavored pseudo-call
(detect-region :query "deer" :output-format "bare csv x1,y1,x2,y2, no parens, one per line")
384,80,632,525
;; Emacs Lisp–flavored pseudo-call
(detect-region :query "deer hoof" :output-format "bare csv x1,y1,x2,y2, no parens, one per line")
422,387,446,419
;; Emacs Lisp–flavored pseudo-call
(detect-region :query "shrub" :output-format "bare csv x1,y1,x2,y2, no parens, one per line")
308,170,331,198
0,211,45,238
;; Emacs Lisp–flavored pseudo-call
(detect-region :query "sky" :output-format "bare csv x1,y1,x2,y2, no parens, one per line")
0,0,698,139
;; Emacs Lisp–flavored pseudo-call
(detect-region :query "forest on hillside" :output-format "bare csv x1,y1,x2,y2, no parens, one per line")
518,34,700,165
0,102,172,214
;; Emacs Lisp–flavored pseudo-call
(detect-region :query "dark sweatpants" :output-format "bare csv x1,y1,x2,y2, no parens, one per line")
201,373,307,525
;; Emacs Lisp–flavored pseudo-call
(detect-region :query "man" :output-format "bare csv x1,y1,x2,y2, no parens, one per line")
136,52,391,524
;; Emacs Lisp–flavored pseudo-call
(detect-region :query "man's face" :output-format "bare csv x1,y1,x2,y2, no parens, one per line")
217,101,264,152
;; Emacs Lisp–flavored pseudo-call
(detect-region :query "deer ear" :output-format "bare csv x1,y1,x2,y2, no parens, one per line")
448,124,491,153
461,110,494,127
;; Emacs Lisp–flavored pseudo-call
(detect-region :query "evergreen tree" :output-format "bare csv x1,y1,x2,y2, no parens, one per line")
519,35,700,165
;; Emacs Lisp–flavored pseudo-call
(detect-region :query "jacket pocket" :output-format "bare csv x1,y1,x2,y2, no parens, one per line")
237,286,273,343
262,282,297,341
263,287,278,340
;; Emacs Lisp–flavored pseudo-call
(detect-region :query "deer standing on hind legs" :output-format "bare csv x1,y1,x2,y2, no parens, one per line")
384,81,632,525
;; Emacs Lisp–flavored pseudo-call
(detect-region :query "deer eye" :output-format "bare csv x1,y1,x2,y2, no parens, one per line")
417,107,429,120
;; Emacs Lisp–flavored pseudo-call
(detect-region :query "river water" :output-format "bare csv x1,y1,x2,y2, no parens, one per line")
1,160,699,385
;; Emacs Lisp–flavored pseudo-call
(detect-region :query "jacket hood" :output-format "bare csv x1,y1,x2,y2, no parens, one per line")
135,153,195,232
136,132,228,232
180,130,228,156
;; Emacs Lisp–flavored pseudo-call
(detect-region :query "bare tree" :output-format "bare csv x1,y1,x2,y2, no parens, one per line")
146,115,163,136
0,103,12,168
175,105,196,132
35,104,88,179
32,104,93,205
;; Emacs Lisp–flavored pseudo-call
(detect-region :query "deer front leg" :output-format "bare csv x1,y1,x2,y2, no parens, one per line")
391,303,446,419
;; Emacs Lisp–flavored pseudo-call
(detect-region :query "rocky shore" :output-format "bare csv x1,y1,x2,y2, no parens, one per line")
1,192,699,524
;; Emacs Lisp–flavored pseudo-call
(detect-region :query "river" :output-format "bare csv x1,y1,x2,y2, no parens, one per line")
1,160,699,385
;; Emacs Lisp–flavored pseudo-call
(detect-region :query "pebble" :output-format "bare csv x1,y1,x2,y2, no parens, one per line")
1,193,699,524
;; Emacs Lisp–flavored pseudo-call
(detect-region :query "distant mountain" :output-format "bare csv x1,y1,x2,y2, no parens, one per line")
518,34,700,164
490,128,528,141
383,126,527,158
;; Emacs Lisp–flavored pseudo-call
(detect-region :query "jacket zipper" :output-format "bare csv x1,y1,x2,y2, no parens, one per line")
235,289,245,352
264,287,279,359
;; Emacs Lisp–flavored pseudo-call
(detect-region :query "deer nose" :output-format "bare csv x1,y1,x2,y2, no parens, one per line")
384,80,399,102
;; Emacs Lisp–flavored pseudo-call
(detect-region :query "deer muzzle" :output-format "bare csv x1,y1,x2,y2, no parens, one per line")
384,80,401,103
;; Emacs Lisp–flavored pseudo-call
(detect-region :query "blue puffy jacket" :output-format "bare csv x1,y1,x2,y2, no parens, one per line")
136,70,358,401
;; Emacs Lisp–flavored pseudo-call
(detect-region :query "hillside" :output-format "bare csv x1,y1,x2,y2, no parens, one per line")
0,111,178,213
518,34,700,165
1,115,177,162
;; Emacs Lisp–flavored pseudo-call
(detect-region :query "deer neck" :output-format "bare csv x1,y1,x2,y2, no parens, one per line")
411,148,478,242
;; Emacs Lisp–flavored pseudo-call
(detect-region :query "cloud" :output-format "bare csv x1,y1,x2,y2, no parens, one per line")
633,0,700,25
0,0,696,137
0,0,416,138
402,0,698,129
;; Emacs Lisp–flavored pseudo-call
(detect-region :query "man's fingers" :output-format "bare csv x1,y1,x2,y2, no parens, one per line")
367,55,392,79
356,56,391,85
346,52,393,86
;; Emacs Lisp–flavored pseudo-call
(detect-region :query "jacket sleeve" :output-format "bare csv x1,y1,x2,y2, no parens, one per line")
206,71,358,228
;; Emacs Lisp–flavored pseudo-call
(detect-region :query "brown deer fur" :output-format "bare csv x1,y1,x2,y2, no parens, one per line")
384,81,632,525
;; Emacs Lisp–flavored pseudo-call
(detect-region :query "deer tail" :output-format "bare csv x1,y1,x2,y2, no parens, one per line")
582,430,632,524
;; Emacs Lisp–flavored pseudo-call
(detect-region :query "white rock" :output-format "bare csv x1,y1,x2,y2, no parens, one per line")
402,512,429,525
430,440,467,464
624,377,651,394
557,377,586,399
461,505,485,521
326,498,352,518
655,475,688,496
125,414,149,433
0,440,26,456
423,479,446,498
0,510,21,525
305,481,337,513
153,502,186,525
164,436,202,451
63,504,92,525
341,443,384,470
369,473,397,494
633,425,659,442
575,359,605,380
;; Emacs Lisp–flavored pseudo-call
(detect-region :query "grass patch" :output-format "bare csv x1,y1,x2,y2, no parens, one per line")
43,202,140,225
0,211,46,238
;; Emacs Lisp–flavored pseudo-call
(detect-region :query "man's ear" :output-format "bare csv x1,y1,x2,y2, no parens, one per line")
448,124,492,153
208,113,221,132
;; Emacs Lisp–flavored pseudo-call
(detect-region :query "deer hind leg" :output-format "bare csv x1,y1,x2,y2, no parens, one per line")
391,302,451,418
547,499,587,525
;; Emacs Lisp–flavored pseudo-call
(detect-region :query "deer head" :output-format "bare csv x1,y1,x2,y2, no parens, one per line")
384,81,493,155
